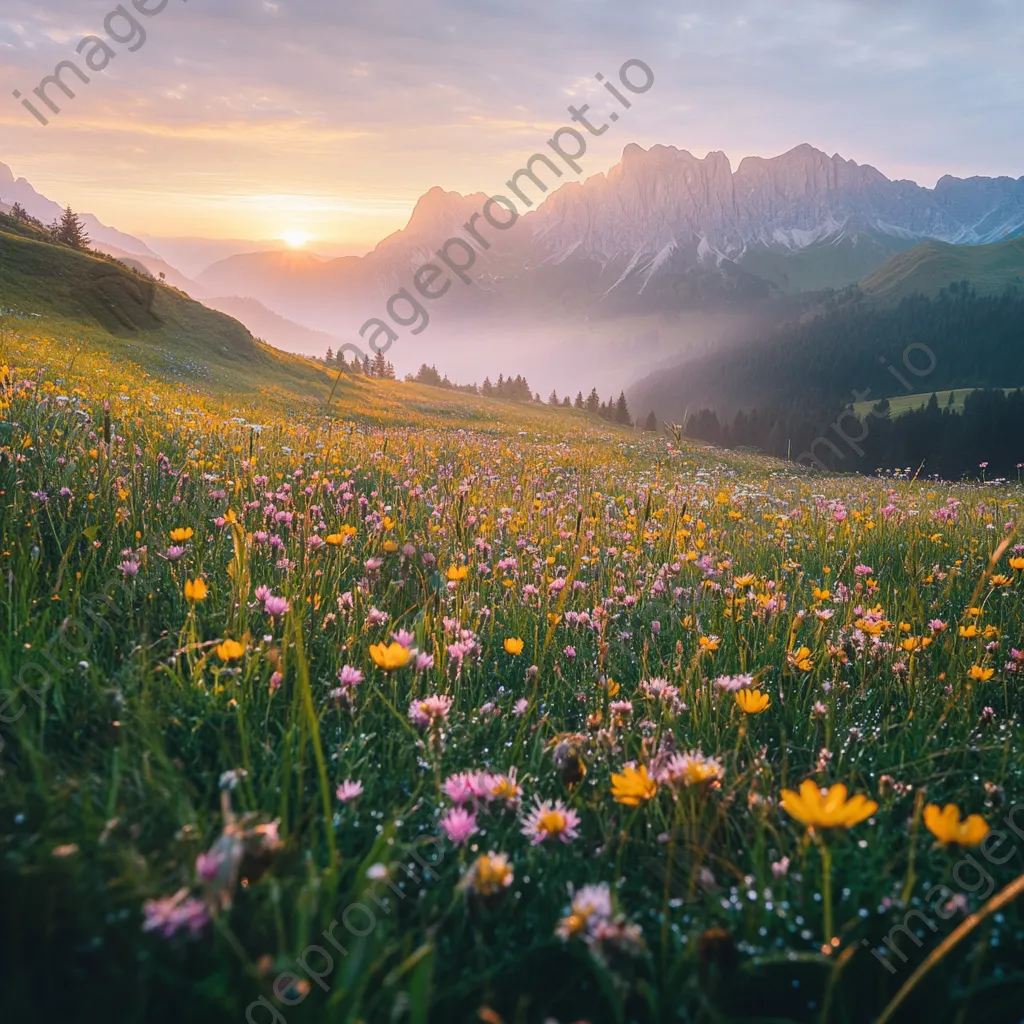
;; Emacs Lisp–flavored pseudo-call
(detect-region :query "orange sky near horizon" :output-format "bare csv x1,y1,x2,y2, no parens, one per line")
2,0,1022,249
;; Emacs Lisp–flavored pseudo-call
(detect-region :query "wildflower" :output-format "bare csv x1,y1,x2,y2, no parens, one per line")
771,857,791,878
263,595,289,617
440,806,477,846
698,635,721,652
1010,556,1024,571
520,798,581,845
460,852,514,898
440,773,476,806
170,527,194,543
736,688,771,714
924,804,989,847
658,751,724,788
900,637,932,652
216,639,245,661
335,779,364,803
446,564,469,582
366,606,389,626
968,665,995,682
370,641,411,670
610,764,658,807
504,637,525,656
142,888,210,938
715,673,753,692
788,646,814,671
556,883,644,956
780,780,877,830
408,693,454,728
337,665,364,687
556,883,613,939
184,578,208,603
487,769,522,809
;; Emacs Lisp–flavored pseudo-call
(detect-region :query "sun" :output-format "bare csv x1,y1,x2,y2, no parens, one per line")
282,229,310,249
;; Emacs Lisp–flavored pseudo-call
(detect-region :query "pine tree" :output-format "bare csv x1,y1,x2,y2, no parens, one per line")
9,202,26,222
562,396,571,407
586,388,600,414
482,376,493,396
548,390,559,406
644,410,658,431
325,346,334,363
615,391,631,425
53,206,90,249
362,355,371,375
575,391,584,410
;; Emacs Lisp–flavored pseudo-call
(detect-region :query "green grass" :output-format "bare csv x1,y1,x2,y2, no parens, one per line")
738,230,915,294
1,230,1024,1024
860,237,1024,304
851,388,1020,417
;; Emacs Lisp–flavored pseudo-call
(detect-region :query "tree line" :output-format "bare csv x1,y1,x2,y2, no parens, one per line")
2,201,91,250
682,388,1024,480
325,354,661,429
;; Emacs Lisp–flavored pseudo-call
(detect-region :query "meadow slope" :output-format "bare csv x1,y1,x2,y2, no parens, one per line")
1,311,1023,1024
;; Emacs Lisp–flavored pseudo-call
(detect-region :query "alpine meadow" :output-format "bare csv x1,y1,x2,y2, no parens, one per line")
2,3,1024,1024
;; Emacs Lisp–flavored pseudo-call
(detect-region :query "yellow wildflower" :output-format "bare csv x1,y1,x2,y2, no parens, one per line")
216,639,245,661
780,780,877,830
924,804,989,847
369,642,411,670
610,765,658,807
736,688,771,714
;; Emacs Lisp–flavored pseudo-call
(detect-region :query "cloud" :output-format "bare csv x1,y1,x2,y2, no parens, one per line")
0,0,1020,241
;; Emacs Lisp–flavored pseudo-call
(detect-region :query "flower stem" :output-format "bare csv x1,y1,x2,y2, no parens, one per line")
820,840,834,943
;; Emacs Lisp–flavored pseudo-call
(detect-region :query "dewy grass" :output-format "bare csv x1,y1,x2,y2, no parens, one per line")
1,321,1024,1023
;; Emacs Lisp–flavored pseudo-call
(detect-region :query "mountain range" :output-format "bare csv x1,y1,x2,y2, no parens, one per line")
4,145,1024,392
192,143,1024,329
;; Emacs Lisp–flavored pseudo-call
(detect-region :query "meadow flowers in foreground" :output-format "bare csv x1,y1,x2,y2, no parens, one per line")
1,346,1023,1023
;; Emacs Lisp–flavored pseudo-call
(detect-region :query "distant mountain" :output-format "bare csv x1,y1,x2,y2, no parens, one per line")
203,295,343,357
0,161,159,259
103,249,342,357
627,279,1024,426
186,144,1024,340
98,246,207,297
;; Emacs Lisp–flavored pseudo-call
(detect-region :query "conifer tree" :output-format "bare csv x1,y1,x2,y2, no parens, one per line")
53,206,90,249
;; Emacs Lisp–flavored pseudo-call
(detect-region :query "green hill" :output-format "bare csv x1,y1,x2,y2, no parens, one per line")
860,236,1024,303
0,214,339,399
738,228,914,294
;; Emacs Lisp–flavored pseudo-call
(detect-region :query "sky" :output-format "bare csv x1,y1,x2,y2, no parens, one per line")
1,0,1023,250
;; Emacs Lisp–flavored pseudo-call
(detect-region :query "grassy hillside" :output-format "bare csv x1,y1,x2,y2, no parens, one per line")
861,237,1024,303
851,387,1019,417
738,228,914,294
4,283,1024,1023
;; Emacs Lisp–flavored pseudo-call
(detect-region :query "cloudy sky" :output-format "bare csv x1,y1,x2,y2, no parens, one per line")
1,0,1022,249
